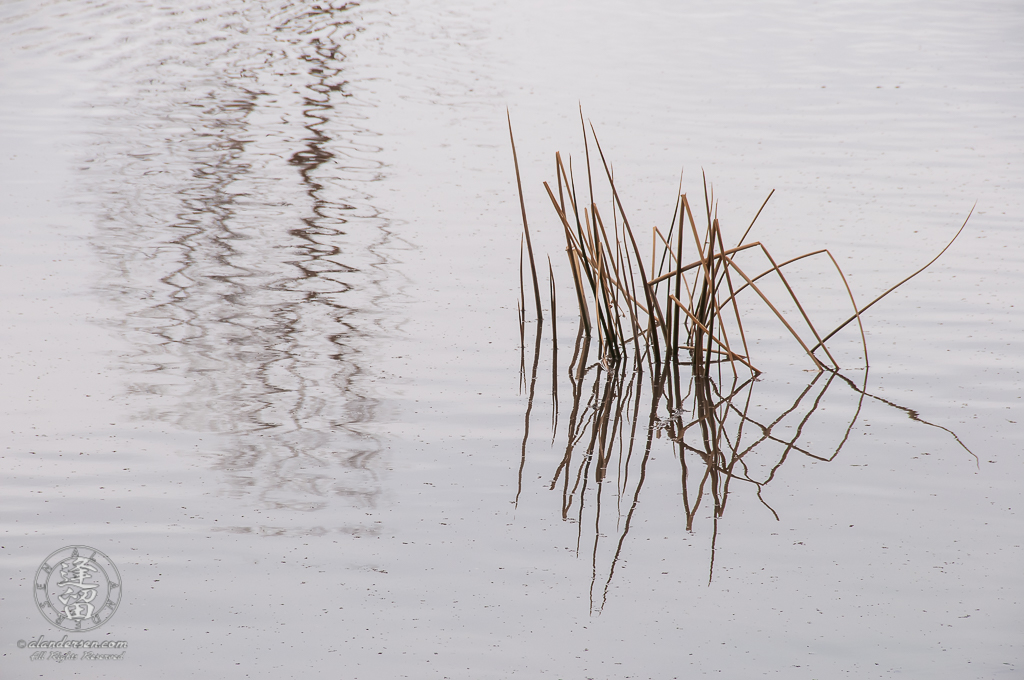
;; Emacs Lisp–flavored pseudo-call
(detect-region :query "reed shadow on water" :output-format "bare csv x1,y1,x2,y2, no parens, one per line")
509,111,975,613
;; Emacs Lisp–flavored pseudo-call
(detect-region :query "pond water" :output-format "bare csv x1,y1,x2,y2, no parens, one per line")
2,0,1022,677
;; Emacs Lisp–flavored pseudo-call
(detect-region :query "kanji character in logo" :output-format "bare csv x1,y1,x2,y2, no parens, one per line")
57,556,98,588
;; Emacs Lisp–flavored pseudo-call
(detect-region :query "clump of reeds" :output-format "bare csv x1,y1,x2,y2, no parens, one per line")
508,112,976,600
509,111,973,379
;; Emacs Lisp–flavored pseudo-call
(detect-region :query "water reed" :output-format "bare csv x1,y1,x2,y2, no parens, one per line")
508,113,976,605
508,114,973,378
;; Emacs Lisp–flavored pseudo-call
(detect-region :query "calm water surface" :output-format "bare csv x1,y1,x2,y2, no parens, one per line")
2,0,1022,677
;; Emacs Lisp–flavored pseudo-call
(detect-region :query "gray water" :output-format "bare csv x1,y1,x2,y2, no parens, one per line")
2,0,1023,677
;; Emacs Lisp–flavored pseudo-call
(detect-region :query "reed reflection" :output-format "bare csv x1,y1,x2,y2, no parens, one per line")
82,1,392,527
510,116,974,611
520,324,974,614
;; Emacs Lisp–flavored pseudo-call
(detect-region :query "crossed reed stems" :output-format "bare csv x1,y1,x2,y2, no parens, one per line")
510,110,972,380
508,111,975,609
520,327,973,612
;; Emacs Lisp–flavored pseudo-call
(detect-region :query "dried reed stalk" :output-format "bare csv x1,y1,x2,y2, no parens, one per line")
513,113,971,379
510,121,975,598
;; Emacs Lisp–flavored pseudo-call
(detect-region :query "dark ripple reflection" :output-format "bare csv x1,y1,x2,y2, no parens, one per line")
63,0,395,513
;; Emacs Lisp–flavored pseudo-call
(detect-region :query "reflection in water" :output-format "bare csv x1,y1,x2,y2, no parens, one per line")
510,122,976,612
521,322,973,613
72,1,395,523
